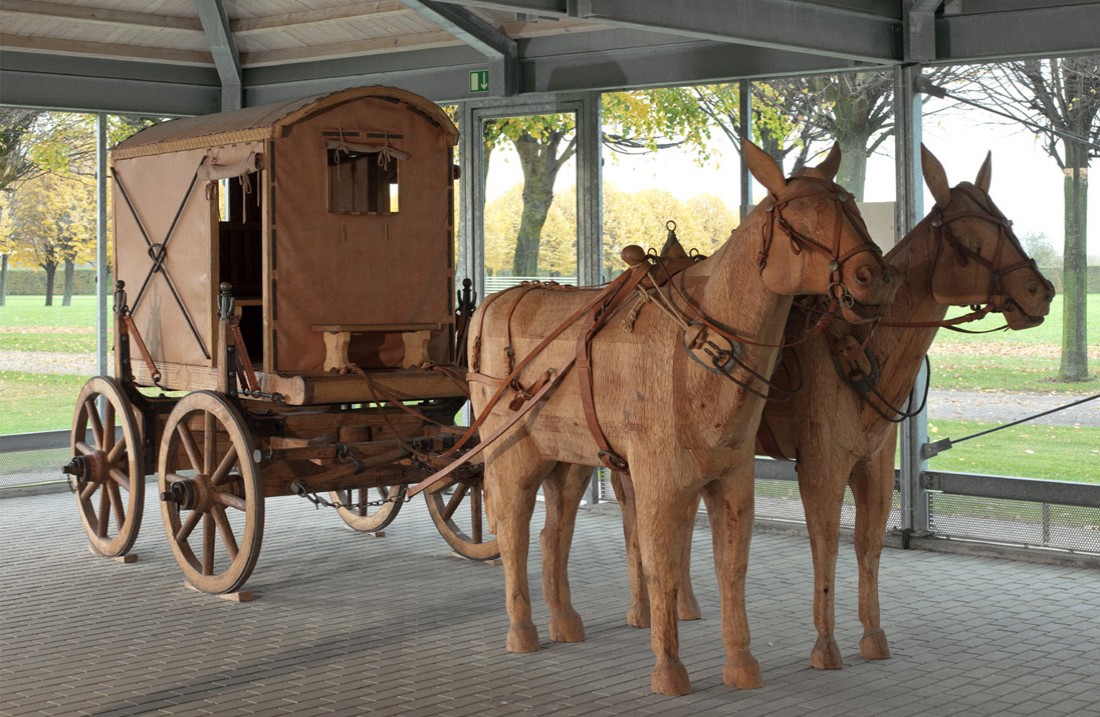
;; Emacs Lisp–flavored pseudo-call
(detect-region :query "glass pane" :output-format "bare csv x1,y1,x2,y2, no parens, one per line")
482,112,578,293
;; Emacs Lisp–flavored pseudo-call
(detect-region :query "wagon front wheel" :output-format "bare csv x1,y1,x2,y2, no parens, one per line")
425,475,499,561
330,485,406,533
158,391,263,595
67,376,144,558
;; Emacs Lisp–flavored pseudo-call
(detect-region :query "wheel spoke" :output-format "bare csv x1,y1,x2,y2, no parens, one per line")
177,422,204,472
176,510,200,543
103,401,116,454
108,467,131,491
443,483,469,521
97,485,111,537
214,491,246,512
107,481,125,530
106,433,127,465
85,398,104,447
75,441,95,457
203,412,216,475
209,446,239,487
202,513,215,575
211,506,239,560
80,480,100,502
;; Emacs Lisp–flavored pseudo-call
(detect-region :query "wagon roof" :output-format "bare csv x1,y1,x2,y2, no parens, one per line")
111,85,458,160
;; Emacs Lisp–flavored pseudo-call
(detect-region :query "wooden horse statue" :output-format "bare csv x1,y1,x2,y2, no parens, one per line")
619,145,1055,672
465,140,897,696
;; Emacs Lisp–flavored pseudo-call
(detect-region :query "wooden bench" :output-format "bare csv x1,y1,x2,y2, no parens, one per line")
312,323,440,372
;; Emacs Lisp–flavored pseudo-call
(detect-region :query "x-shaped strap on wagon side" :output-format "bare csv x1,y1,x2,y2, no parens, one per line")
111,160,211,360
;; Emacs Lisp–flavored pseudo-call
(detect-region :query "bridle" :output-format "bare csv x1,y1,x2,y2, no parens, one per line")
651,173,889,401
879,184,1052,331
758,174,889,312
826,183,1054,421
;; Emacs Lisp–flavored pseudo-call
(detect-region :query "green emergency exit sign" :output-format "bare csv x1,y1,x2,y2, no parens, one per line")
469,70,489,93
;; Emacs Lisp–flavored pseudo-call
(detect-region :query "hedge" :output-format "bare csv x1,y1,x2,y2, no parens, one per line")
1,268,108,296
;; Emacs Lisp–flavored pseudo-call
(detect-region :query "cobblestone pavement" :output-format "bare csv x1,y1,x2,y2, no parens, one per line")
1,490,1098,716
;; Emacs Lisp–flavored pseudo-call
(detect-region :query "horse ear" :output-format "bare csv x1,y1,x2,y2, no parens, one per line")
921,143,953,209
975,151,992,192
816,143,842,181
743,139,786,194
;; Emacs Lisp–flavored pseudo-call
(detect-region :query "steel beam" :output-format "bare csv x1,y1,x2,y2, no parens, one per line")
401,0,519,96
196,0,242,110
569,0,900,63
0,51,218,114
936,4,1100,61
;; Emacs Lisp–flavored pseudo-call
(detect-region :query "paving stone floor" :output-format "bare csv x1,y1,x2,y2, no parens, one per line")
1,489,1097,716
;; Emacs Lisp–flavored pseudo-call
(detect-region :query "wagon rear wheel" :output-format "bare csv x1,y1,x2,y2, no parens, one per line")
330,485,406,533
425,476,499,561
67,376,144,558
158,391,263,595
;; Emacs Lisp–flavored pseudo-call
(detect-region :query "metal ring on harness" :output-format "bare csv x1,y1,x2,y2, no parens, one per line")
682,322,742,375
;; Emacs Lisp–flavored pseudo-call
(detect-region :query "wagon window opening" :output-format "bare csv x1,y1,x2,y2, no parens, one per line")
326,139,407,214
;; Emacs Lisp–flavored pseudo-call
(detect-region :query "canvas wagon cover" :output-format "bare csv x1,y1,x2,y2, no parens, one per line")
111,86,459,375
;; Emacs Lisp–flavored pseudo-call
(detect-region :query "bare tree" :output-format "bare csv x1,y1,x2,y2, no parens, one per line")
950,57,1100,381
0,108,43,305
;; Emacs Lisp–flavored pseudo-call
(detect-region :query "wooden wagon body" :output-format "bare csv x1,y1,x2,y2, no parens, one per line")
65,87,494,597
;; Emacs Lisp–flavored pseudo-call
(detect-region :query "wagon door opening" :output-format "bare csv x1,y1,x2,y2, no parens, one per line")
205,147,265,367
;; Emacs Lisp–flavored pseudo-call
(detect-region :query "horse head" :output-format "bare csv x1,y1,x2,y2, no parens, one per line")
744,140,897,323
922,145,1055,329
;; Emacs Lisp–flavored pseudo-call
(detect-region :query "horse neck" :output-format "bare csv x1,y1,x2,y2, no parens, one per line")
689,215,793,350
868,216,948,404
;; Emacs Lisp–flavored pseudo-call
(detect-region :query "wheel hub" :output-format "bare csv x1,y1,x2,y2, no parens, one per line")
63,451,107,492
161,474,246,512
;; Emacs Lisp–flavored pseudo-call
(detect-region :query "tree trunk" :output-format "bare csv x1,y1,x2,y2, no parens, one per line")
0,254,7,306
1058,152,1089,382
43,263,56,306
63,258,74,306
511,134,561,277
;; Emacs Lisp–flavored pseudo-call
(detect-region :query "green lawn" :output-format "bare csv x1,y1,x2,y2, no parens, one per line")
0,295,105,328
926,419,1099,484
0,372,90,434
930,355,1099,393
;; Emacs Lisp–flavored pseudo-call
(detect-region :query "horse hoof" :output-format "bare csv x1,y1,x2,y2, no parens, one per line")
506,622,540,653
651,660,692,696
677,595,703,621
810,636,843,670
626,605,650,628
723,650,763,689
549,610,585,643
860,629,891,660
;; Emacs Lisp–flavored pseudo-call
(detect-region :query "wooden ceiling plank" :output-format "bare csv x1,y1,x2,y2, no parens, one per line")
0,0,202,32
242,29,460,67
231,1,410,35
0,32,212,65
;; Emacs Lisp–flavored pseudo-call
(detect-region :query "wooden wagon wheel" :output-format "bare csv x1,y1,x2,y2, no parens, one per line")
66,376,144,558
157,391,263,595
425,475,499,561
329,485,406,533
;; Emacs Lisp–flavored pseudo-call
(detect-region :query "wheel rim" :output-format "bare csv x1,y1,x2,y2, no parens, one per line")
425,477,499,560
158,392,263,594
330,485,406,532
69,376,144,557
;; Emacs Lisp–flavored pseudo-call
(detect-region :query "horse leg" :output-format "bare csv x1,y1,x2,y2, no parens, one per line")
797,456,852,670
611,471,650,628
614,471,701,627
677,495,703,621
701,465,763,690
849,434,895,661
634,480,698,696
541,463,591,643
487,453,549,653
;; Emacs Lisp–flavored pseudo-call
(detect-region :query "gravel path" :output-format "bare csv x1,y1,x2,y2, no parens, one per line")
3,350,1098,426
